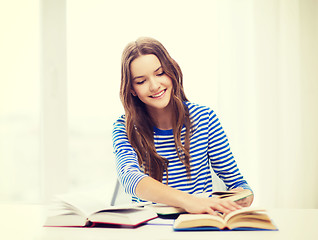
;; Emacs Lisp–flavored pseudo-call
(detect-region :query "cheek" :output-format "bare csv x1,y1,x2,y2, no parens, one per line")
167,79,174,91
132,85,146,98
164,76,173,87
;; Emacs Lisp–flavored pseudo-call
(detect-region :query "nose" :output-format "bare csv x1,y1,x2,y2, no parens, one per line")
149,77,160,92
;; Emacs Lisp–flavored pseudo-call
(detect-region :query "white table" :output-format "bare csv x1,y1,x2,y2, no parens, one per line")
1,204,317,240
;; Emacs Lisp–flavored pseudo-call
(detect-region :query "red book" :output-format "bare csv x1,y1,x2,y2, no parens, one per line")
44,193,157,228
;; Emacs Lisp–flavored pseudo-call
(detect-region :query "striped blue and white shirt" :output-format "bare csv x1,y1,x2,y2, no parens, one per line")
112,102,251,202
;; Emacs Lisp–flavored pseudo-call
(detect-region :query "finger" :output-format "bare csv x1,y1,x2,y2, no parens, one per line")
235,199,244,205
214,205,231,214
237,195,254,207
205,208,218,216
230,200,243,209
236,200,248,207
221,200,241,211
220,198,242,207
242,197,253,207
212,201,235,214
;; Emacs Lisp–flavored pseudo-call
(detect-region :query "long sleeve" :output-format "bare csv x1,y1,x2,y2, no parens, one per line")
207,109,252,192
112,116,148,197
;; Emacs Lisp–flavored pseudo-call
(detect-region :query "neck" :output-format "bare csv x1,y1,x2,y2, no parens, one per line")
147,104,174,130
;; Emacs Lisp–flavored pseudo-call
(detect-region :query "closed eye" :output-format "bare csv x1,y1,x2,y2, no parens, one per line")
136,79,145,85
157,71,165,76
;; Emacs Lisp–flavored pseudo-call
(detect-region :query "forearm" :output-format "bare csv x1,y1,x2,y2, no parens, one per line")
135,176,191,208
135,176,242,215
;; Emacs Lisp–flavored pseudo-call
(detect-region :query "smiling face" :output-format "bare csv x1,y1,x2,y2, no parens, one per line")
130,54,173,115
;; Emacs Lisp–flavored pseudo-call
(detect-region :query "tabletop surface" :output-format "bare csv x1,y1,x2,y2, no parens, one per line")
1,203,317,240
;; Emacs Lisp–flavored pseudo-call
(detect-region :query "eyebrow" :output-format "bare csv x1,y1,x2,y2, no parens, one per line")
132,66,162,81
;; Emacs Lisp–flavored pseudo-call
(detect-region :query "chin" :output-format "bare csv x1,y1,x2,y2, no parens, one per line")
147,101,171,111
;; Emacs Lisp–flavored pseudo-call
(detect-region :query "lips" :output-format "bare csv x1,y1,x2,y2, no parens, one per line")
150,89,166,98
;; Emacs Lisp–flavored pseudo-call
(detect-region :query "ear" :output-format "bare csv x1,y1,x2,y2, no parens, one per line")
131,89,137,97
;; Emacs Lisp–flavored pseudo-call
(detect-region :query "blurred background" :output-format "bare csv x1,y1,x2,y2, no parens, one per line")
0,0,317,208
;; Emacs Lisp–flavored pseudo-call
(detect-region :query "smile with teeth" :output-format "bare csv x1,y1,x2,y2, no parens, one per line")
150,89,166,98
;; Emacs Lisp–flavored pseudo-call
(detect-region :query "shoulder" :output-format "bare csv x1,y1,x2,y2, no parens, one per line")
184,101,215,118
113,115,125,126
112,115,127,134
112,115,132,149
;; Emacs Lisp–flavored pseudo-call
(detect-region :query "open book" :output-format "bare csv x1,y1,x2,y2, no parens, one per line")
44,193,157,228
173,207,278,231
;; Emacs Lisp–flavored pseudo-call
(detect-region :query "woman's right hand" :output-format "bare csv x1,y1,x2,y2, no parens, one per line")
180,194,242,215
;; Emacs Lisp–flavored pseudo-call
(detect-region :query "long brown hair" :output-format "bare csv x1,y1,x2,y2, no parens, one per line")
120,37,192,182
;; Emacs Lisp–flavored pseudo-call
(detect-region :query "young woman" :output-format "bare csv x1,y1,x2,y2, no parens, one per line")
112,37,253,215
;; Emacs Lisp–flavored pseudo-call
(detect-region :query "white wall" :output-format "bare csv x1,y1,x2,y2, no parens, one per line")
0,0,41,202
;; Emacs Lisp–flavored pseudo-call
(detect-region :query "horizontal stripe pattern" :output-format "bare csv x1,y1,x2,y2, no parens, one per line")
112,102,251,202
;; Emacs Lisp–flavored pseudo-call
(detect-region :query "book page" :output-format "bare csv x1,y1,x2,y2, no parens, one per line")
224,207,267,222
55,192,110,216
55,191,151,217
174,214,226,229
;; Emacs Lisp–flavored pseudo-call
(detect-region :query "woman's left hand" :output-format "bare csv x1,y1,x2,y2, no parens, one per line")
231,187,254,207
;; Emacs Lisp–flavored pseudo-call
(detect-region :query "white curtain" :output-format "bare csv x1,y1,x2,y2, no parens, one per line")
213,0,318,208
